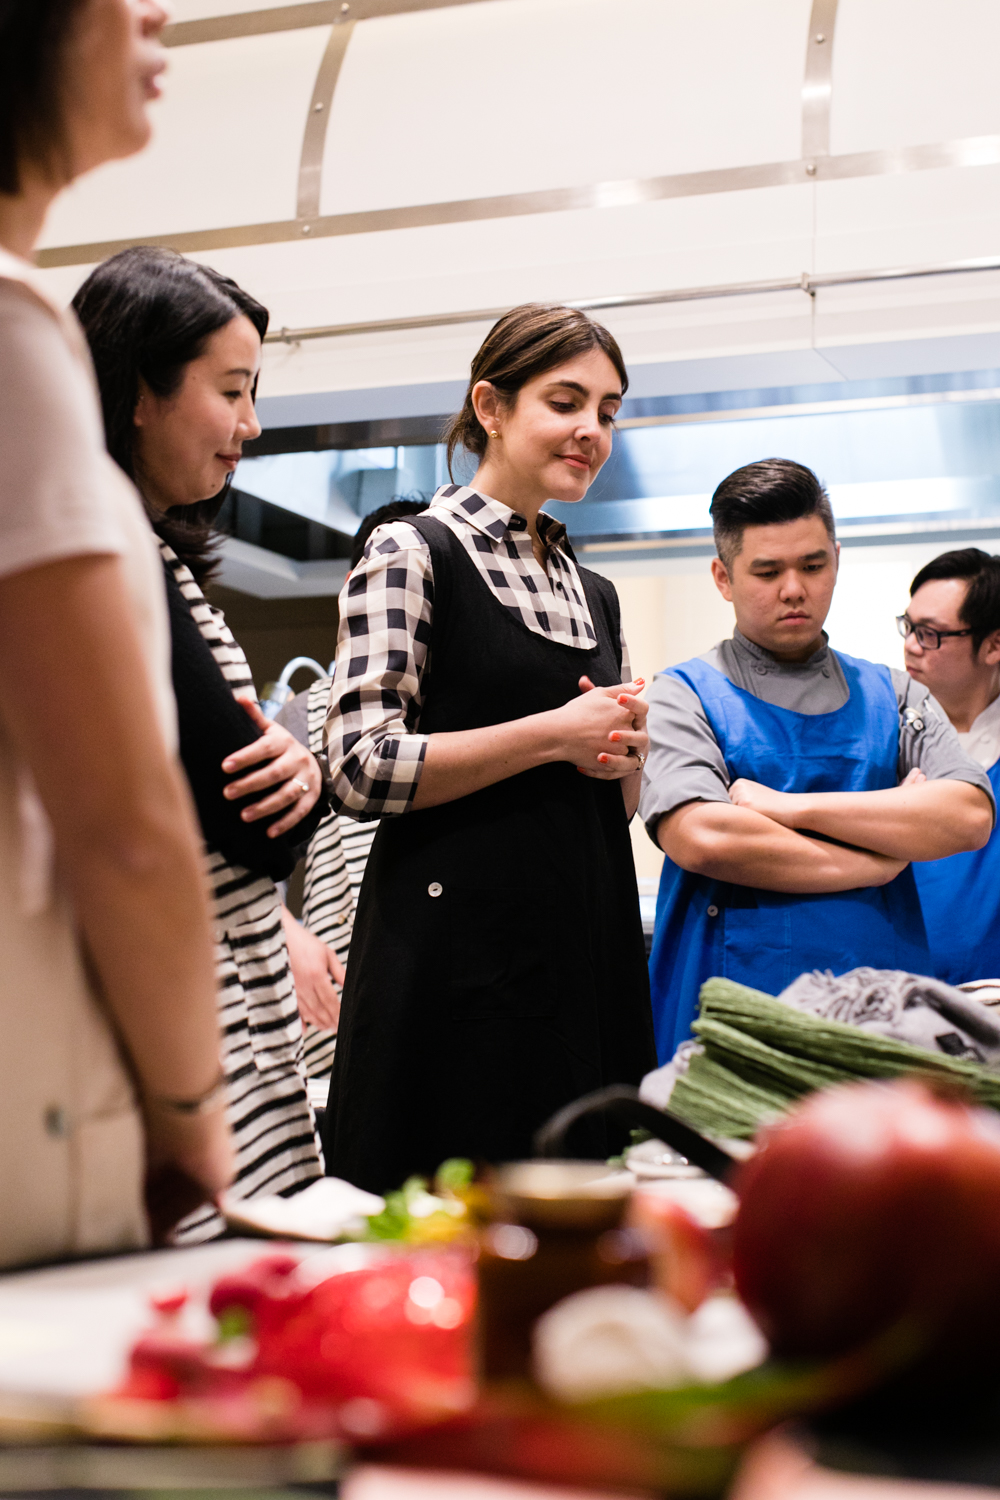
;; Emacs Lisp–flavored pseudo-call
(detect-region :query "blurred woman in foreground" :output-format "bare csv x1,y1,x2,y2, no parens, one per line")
0,0,231,1264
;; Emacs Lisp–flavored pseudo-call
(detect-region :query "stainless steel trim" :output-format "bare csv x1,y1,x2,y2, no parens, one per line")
581,516,1000,562
255,256,1000,346
244,381,1000,454
802,0,838,159
262,282,805,344
808,251,1000,285
821,134,1000,178
165,2,338,45
298,20,354,219
827,518,1000,546
33,161,806,268
37,137,1000,270
163,0,498,47
617,385,1000,432
245,412,450,453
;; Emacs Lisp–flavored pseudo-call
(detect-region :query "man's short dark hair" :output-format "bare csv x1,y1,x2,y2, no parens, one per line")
709,458,836,570
351,496,429,569
909,548,1000,653
0,0,86,195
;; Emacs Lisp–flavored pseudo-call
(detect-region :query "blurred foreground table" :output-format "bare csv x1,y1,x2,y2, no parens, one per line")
0,1247,997,1499
341,1436,1000,1500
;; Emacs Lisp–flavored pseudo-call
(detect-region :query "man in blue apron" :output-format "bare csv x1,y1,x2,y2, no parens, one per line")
903,549,1000,985
640,459,995,1063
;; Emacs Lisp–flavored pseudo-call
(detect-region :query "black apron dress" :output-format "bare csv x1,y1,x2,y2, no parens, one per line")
322,516,657,1193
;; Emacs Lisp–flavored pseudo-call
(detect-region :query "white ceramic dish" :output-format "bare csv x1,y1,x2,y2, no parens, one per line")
219,1176,385,1242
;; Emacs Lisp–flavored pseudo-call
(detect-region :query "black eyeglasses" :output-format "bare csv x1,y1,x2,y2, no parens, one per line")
896,615,973,650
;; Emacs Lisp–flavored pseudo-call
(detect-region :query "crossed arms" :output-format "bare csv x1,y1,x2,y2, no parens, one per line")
656,775,993,895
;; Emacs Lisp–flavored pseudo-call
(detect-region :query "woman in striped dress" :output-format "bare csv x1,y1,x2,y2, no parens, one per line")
279,674,382,1081
74,248,327,1237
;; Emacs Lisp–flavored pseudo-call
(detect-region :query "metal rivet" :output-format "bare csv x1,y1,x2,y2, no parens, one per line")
341,2,350,9
314,101,324,112
815,31,826,42
44,1106,68,1139
301,223,312,234
428,882,443,898
707,905,719,918
805,161,817,175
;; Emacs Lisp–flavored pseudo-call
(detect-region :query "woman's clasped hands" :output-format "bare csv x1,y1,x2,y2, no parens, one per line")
551,674,648,780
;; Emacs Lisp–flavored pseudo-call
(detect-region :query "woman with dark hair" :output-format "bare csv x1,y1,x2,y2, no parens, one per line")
74,246,331,1238
0,0,231,1265
324,303,657,1192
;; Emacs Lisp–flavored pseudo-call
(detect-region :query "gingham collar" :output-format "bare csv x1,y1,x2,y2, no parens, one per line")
430,484,569,552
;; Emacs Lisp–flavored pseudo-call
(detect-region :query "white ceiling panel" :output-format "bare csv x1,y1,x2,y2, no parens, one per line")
39,28,330,247
320,0,810,215
815,164,1000,277
831,0,1000,155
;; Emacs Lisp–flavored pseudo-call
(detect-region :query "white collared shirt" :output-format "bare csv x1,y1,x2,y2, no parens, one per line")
957,691,1000,770
325,484,628,816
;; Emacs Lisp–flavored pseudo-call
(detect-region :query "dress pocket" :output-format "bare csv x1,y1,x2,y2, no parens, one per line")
445,901,555,1021
216,906,303,1074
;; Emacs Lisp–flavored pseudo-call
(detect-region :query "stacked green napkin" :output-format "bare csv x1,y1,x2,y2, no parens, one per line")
669,978,1000,1141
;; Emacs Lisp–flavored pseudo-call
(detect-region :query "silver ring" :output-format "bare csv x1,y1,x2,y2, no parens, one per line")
292,778,310,796
635,752,646,769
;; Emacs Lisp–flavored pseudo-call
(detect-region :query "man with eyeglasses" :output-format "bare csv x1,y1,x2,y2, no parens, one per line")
641,461,995,1061
899,549,1000,984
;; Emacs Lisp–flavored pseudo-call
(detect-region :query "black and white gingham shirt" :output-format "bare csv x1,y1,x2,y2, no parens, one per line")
325,483,630,818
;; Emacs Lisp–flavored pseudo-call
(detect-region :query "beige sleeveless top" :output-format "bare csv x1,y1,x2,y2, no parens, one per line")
0,249,175,1268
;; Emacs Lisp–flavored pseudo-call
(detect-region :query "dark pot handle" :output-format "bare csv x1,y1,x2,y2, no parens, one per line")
533,1084,738,1185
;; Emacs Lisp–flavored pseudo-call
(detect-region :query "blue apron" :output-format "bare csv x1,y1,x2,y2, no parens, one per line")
913,756,1000,985
649,652,930,1062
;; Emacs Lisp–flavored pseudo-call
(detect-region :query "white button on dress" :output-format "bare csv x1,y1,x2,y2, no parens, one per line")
428,882,443,898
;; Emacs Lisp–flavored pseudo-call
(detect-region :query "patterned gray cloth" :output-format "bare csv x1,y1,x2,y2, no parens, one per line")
324,483,630,819
778,966,1000,1066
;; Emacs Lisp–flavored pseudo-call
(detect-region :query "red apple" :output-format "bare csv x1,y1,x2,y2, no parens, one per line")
733,1078,1000,1382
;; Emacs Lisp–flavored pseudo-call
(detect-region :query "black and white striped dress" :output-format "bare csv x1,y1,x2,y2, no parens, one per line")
161,544,323,1241
300,677,378,1080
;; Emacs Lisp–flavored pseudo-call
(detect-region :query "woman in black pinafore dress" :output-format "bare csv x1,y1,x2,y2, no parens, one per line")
323,305,657,1193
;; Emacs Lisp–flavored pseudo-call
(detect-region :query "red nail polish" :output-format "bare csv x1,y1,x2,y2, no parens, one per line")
618,694,629,706
610,732,621,742
598,753,609,764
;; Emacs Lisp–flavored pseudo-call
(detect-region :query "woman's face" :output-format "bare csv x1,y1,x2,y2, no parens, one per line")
61,0,168,181
475,347,623,508
134,315,263,511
